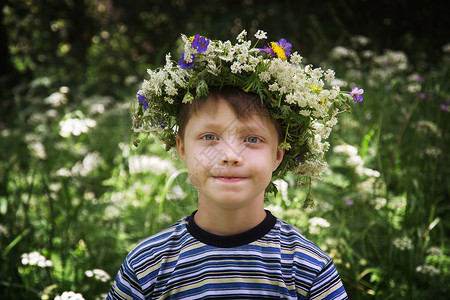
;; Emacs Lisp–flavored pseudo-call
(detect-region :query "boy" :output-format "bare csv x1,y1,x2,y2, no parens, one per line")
108,30,360,299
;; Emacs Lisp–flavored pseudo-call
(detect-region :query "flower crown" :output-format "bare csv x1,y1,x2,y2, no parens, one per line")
132,30,363,203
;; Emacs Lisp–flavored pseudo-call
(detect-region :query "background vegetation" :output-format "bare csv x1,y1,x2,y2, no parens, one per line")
1,0,449,299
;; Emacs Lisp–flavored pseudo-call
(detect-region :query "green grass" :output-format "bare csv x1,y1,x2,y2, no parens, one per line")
1,41,449,299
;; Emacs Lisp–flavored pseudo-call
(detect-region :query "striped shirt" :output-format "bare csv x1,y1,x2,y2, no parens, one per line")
107,211,347,299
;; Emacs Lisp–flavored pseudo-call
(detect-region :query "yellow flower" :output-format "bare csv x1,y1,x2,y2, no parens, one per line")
270,42,287,60
311,86,327,105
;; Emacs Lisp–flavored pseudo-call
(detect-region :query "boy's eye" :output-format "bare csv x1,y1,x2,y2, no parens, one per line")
245,136,260,143
202,134,217,141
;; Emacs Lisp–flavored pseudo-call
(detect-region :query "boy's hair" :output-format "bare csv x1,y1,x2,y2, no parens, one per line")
177,86,283,143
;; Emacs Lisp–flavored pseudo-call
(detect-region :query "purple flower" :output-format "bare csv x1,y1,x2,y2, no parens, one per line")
178,52,195,69
419,93,426,99
350,87,364,103
345,199,354,206
137,93,149,110
260,45,276,57
278,38,292,56
440,104,449,112
191,34,209,53
259,38,292,59
413,73,424,83
296,156,302,163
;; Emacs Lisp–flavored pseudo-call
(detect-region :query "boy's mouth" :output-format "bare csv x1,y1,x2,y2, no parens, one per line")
213,176,246,183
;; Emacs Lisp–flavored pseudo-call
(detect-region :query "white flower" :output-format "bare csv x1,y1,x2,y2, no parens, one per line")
71,152,102,176
309,217,330,227
333,144,358,156
28,141,47,160
230,61,242,73
164,80,178,96
393,236,413,251
85,269,111,282
308,217,330,234
258,71,271,83
273,179,289,202
128,155,176,175
21,252,53,268
59,118,96,138
324,69,335,82
45,92,67,107
416,264,440,276
237,29,247,42
54,291,85,300
372,197,387,210
290,51,303,64
268,82,279,92
254,30,267,39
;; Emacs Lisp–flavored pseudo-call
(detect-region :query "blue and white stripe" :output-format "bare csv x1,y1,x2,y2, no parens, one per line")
108,212,347,299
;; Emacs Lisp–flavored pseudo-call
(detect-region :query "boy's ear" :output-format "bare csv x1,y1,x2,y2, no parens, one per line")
176,134,186,163
272,147,285,172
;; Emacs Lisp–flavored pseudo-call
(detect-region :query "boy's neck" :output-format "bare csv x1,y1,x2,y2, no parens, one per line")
194,201,267,236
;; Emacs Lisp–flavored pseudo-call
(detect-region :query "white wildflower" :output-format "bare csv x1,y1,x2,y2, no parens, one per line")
265,204,284,218
21,252,53,268
59,118,97,138
85,269,111,282
299,110,311,117
268,82,279,92
426,247,443,257
351,35,370,47
330,78,347,87
164,80,178,96
230,61,242,73
290,51,303,64
308,217,330,235
393,236,413,251
258,71,271,83
357,167,381,178
372,197,387,210
128,155,176,175
237,29,247,42
166,185,186,200
28,141,47,160
273,179,289,202
54,291,85,300
333,144,358,156
416,264,440,276
55,168,71,177
45,92,67,107
324,69,335,82
71,152,102,176
407,83,421,93
0,224,9,237
254,30,268,40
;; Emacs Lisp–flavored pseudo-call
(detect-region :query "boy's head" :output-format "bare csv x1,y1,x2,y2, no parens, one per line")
175,87,285,208
132,30,362,205
177,86,283,144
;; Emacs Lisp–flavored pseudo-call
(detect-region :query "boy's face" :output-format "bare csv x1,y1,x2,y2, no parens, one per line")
176,97,284,211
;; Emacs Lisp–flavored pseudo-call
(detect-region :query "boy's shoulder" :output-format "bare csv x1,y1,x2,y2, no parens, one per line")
126,216,191,262
273,218,332,263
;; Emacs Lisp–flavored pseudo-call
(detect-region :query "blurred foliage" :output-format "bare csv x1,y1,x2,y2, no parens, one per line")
1,0,449,299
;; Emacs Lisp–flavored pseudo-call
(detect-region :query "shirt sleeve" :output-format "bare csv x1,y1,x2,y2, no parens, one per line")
107,259,146,300
307,260,348,300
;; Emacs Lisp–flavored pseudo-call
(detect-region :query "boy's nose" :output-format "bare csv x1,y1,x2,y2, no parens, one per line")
219,141,243,166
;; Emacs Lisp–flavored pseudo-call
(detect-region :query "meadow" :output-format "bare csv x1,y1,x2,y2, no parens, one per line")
1,2,449,299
